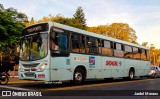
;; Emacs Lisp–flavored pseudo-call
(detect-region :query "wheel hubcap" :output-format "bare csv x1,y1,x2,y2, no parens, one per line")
1,76,8,84
75,72,82,81
130,72,134,79
154,74,157,78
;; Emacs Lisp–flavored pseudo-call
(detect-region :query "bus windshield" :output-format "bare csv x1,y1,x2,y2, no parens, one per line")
20,33,48,61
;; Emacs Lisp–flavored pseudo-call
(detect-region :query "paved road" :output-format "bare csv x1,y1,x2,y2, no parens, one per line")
0,77,160,99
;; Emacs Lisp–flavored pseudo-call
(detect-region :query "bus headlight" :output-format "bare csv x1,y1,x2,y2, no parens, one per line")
38,63,48,71
19,65,24,71
151,70,155,74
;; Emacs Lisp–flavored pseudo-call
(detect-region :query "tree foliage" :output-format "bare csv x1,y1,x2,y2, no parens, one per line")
25,7,87,30
149,44,160,65
87,25,108,35
73,6,87,29
142,42,148,47
0,4,27,52
87,23,137,44
26,14,86,30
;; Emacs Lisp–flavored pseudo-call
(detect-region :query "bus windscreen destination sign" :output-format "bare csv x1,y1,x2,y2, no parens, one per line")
22,23,49,35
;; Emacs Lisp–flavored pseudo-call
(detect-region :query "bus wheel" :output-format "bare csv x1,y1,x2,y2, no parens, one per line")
72,68,84,85
154,74,157,78
128,69,134,80
104,78,113,81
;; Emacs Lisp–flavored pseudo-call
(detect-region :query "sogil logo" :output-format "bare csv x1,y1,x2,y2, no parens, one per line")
106,60,122,66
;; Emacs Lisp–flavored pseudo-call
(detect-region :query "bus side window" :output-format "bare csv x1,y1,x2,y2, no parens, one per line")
50,31,69,56
86,37,97,54
79,35,85,53
141,49,147,60
50,32,59,51
71,34,80,53
97,39,101,54
114,43,124,57
146,50,150,60
102,40,113,56
59,34,68,53
133,47,141,59
124,45,133,58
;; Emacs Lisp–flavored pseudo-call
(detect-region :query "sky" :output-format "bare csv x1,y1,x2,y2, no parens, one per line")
1,0,160,48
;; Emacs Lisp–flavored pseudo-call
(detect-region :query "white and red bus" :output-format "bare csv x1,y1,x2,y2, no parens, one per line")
18,22,150,84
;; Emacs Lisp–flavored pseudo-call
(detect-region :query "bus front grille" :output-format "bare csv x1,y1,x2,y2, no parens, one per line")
22,63,40,68
24,72,35,77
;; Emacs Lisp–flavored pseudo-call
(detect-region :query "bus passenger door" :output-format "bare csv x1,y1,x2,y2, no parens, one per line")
50,28,71,81
87,38,102,79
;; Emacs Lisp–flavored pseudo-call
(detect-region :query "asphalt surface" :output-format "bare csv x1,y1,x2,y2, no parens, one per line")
0,77,160,99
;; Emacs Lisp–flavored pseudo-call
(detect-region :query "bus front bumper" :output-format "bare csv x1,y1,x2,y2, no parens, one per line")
18,72,48,81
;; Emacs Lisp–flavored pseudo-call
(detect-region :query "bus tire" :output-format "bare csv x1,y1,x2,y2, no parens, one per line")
72,68,84,85
128,69,134,80
154,73,157,78
104,78,113,81
0,73,9,85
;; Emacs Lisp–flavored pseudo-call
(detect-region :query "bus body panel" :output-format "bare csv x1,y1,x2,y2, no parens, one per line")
50,68,72,81
124,59,141,76
102,57,125,78
87,55,102,79
70,53,102,79
140,60,150,76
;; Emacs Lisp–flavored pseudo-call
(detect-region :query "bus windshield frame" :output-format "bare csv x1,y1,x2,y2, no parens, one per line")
20,32,48,61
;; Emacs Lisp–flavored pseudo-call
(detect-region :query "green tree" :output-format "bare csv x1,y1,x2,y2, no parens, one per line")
27,7,87,30
0,4,27,53
30,17,35,25
0,4,4,11
53,16,85,29
73,7,87,30
35,14,86,29
24,16,29,27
